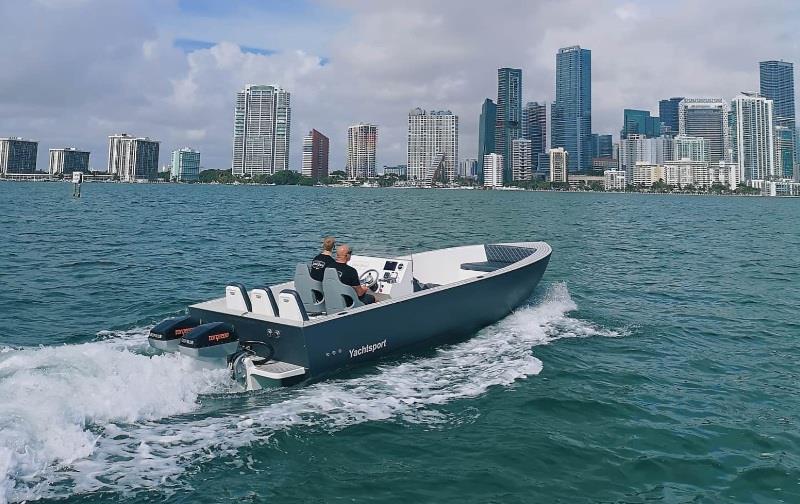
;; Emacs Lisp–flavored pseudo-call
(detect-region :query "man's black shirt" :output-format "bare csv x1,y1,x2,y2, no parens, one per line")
310,254,336,281
333,262,360,287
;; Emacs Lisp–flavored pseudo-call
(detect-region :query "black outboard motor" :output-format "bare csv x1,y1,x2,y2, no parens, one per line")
149,315,199,353
178,322,239,362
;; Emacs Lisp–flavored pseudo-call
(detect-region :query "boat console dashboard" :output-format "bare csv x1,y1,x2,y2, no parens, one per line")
348,255,413,298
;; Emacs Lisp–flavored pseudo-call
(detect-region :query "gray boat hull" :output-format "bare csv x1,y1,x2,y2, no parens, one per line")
188,248,551,382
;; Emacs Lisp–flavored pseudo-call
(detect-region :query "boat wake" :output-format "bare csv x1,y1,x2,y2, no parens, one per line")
0,282,626,503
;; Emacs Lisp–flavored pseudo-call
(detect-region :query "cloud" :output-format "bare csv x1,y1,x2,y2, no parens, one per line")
0,0,798,172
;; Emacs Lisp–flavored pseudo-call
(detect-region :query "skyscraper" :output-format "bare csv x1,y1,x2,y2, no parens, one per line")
659,97,684,134
552,45,591,172
346,123,377,179
760,60,796,175
0,138,37,175
460,158,478,179
170,148,200,182
107,134,159,181
232,84,291,176
495,68,522,182
732,93,775,181
621,109,661,139
523,101,547,170
511,138,533,181
477,98,496,182
591,133,613,158
302,129,329,180
49,147,90,176
619,134,673,180
679,98,730,166
407,108,458,183
775,126,794,179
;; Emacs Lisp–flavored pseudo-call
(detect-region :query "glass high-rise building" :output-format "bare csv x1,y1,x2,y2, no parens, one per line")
477,98,496,181
591,133,612,158
108,134,159,181
621,109,661,139
171,147,200,182
523,102,547,170
232,84,291,176
495,68,522,182
49,148,89,176
760,60,796,173
659,97,684,135
0,138,38,175
552,46,591,172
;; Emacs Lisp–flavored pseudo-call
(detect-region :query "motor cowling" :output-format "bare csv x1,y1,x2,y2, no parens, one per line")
178,322,239,361
149,315,198,353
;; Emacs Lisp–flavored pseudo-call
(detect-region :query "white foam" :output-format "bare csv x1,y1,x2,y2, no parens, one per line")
0,282,624,503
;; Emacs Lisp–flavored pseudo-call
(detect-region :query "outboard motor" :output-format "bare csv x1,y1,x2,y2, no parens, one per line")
149,315,199,353
178,322,239,363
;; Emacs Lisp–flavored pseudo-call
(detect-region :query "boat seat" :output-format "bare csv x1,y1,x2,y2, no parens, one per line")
323,268,364,312
460,245,536,273
278,289,309,321
225,283,252,312
293,264,326,314
251,287,280,317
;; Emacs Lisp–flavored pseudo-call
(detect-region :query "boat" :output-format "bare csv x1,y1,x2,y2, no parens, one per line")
149,242,552,390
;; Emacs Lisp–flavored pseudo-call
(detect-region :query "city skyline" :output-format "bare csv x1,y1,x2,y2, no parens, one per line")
1,1,799,172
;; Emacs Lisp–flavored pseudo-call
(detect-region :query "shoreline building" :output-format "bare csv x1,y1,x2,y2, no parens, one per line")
679,98,730,166
620,134,674,180
483,153,503,187
604,169,626,190
232,84,291,176
552,45,591,172
673,135,709,163
347,123,377,179
549,148,569,183
511,138,533,181
383,164,407,177
495,68,522,183
477,98,497,182
732,93,775,181
659,97,685,135
523,101,547,170
302,129,330,180
407,108,458,183
107,134,159,181
171,147,200,182
760,61,796,178
0,137,38,175
460,158,478,179
49,148,90,176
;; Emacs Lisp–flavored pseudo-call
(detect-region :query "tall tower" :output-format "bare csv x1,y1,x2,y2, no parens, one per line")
108,134,159,181
659,97,684,134
760,60,796,177
732,93,775,181
477,98,496,181
232,84,291,176
523,102,547,170
678,98,729,166
407,108,458,183
346,124,377,179
552,45,592,172
302,129,329,180
495,68,522,183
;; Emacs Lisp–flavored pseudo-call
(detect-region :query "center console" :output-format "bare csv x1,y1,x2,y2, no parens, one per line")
349,255,414,299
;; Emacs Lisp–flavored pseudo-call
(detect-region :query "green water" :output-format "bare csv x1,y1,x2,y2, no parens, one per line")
0,183,798,503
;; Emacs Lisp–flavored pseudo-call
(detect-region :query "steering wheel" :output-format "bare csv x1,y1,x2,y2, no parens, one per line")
359,269,380,292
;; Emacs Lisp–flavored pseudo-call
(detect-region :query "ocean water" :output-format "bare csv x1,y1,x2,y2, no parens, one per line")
0,182,798,503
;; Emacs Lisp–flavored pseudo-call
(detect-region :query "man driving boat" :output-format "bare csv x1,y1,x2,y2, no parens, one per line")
334,244,376,304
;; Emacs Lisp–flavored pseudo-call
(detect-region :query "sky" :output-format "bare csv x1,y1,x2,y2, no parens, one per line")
1,0,798,172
